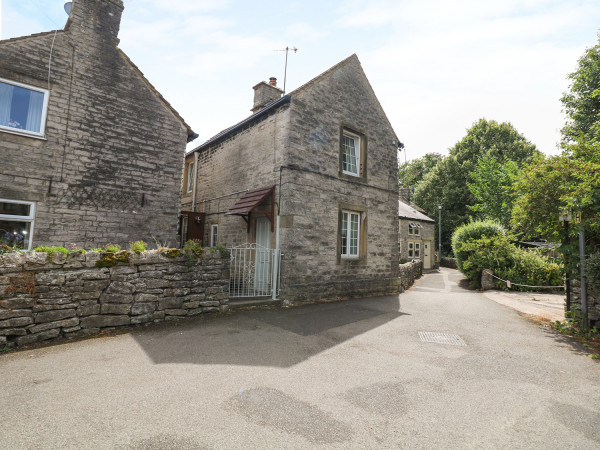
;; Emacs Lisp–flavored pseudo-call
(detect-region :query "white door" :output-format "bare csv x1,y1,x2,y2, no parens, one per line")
423,241,431,269
254,217,271,292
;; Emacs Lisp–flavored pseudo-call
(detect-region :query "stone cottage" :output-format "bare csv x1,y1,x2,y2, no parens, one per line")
182,55,401,302
398,190,436,269
0,0,196,250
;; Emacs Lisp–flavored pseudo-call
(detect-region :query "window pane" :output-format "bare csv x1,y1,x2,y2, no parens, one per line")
342,135,358,174
186,163,194,192
0,220,32,250
0,81,45,133
341,213,348,255
0,202,30,216
349,213,359,255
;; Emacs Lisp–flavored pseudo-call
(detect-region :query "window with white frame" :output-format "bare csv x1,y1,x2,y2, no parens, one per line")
408,241,421,258
342,131,360,176
408,223,421,235
210,224,218,247
341,210,360,258
0,78,49,137
0,199,35,250
186,162,195,193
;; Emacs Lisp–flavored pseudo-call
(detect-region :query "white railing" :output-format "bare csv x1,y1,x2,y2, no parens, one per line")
229,244,281,298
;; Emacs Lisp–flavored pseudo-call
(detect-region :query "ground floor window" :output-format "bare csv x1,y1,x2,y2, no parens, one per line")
408,241,420,258
341,210,360,258
0,199,35,250
211,224,218,247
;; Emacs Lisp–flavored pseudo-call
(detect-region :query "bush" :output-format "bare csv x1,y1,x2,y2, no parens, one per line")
459,234,563,290
451,220,505,272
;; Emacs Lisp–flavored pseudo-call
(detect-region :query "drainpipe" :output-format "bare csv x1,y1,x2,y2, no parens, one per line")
191,152,199,212
272,167,283,300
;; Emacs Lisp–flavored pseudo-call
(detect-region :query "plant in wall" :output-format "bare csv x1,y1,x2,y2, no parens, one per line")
129,240,148,254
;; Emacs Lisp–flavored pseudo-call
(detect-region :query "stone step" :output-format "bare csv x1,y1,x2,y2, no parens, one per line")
228,297,282,310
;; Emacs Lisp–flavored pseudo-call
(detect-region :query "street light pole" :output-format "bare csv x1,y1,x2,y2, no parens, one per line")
438,205,442,263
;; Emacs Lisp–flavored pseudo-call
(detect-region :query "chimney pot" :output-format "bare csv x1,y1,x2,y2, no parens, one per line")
269,77,277,87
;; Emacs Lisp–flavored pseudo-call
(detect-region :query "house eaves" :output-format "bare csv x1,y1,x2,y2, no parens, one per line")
117,49,197,143
189,95,291,154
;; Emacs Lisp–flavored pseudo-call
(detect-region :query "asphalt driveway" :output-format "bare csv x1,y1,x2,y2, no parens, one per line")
0,268,598,448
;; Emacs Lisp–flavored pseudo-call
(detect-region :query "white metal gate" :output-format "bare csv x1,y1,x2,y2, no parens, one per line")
229,243,281,297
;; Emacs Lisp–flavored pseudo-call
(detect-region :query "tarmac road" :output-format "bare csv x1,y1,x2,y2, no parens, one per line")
0,267,599,449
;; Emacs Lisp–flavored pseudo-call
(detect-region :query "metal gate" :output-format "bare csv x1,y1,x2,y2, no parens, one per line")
229,243,281,298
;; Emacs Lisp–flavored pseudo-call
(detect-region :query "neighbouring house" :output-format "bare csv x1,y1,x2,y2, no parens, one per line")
0,0,196,250
181,55,401,302
398,189,436,269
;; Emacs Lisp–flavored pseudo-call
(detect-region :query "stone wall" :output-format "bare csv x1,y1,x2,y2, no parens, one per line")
440,257,458,269
398,260,423,291
568,278,599,326
0,250,228,349
0,0,190,249
278,55,400,301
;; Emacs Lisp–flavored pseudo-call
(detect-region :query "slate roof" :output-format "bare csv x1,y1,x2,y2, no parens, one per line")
398,200,435,223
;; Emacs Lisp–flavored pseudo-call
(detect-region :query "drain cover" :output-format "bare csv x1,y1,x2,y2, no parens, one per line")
418,331,466,346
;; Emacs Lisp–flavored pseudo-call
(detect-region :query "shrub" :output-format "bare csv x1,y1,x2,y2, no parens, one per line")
451,220,505,272
459,234,563,290
129,240,148,254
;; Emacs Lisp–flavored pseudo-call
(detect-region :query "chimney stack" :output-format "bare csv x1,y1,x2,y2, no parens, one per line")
252,77,283,113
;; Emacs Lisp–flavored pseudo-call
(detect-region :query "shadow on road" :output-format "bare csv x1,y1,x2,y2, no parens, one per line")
132,295,407,368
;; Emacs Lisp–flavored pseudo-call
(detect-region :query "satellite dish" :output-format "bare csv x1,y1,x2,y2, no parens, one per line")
64,1,72,14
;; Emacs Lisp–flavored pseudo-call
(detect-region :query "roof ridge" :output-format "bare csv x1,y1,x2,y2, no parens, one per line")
287,53,359,97
116,48,195,141
0,30,62,45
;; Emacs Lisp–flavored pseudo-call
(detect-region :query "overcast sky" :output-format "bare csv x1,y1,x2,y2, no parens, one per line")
2,0,599,160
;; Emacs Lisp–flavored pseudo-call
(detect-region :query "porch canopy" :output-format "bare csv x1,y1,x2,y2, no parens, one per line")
226,185,275,231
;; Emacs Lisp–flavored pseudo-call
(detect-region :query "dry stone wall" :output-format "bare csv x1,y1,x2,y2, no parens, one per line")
0,250,228,349
569,279,599,326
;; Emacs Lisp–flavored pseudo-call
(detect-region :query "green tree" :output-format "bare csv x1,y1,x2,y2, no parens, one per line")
561,33,600,144
398,153,443,188
468,154,520,228
414,119,540,253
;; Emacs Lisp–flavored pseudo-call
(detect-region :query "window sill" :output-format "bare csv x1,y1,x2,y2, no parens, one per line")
0,128,47,140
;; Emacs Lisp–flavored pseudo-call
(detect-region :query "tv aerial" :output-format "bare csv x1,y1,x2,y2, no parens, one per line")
274,46,298,94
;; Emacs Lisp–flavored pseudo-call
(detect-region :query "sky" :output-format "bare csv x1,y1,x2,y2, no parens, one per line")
2,0,600,160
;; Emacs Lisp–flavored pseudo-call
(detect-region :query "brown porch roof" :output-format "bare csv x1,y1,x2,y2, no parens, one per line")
226,186,275,216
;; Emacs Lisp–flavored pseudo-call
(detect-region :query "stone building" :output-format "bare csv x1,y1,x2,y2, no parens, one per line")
182,55,401,302
398,190,436,269
0,0,196,250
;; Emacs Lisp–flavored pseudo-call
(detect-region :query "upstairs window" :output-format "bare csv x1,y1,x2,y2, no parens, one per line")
408,223,421,236
0,199,35,250
0,78,49,137
186,161,195,193
342,131,360,176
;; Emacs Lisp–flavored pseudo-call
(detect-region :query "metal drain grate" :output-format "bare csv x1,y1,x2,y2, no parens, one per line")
418,331,466,346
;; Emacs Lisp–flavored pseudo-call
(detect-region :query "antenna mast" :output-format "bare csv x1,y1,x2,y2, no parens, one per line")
275,46,298,94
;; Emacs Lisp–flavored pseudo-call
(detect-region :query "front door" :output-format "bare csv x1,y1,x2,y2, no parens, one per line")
254,217,271,292
423,240,432,269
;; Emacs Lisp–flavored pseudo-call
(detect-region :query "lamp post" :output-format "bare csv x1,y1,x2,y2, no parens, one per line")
438,205,442,263
559,211,572,312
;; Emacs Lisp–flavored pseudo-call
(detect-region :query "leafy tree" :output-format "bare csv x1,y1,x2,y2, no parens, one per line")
414,119,540,253
561,33,600,144
468,154,520,228
398,153,443,188
511,140,600,245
